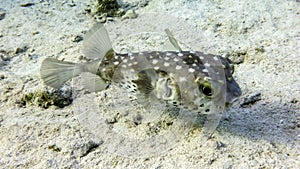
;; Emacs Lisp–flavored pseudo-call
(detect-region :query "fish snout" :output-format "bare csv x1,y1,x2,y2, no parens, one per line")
225,80,242,106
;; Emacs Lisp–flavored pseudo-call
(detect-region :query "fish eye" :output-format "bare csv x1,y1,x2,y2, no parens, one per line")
199,83,213,97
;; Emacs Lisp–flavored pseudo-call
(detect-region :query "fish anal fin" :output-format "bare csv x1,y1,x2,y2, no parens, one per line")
81,72,108,92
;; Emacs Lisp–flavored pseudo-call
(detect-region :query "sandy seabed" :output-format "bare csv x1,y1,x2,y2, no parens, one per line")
0,0,299,168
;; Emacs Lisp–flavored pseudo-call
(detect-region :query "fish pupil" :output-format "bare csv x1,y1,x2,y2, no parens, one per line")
200,85,213,97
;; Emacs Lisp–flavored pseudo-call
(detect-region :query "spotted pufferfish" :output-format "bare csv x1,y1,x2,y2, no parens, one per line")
40,24,242,114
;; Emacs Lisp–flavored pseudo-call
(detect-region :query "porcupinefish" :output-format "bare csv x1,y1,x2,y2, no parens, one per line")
40,24,242,114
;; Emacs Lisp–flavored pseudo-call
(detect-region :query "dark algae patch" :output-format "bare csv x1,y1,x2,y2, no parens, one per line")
92,0,124,17
18,89,72,108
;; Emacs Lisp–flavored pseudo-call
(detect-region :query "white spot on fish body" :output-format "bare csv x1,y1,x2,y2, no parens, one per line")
128,52,133,56
113,61,120,65
203,69,209,72
213,56,219,61
133,61,138,65
166,52,172,56
102,68,106,72
152,59,158,64
174,58,179,62
190,50,195,54
188,68,195,73
199,56,204,60
218,80,224,84
204,63,211,67
204,76,211,81
123,59,128,63
178,53,183,57
149,55,154,59
179,77,187,82
192,63,197,67
176,65,182,70
164,62,170,67
128,63,133,66
164,57,170,60
154,66,159,70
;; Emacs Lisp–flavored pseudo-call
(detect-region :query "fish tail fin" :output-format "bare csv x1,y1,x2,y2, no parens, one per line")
40,58,84,89
83,24,115,60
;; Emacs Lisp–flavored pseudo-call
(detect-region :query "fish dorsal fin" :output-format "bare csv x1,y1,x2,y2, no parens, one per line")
163,40,178,51
164,28,182,52
83,24,113,60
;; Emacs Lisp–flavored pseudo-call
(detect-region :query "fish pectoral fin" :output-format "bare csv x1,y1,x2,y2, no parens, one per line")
132,69,155,96
81,72,108,92
131,70,154,109
83,24,114,60
135,90,167,114
135,93,150,108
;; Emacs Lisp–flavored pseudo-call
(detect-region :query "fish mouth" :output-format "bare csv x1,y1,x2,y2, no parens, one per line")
225,97,240,107
225,79,242,107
